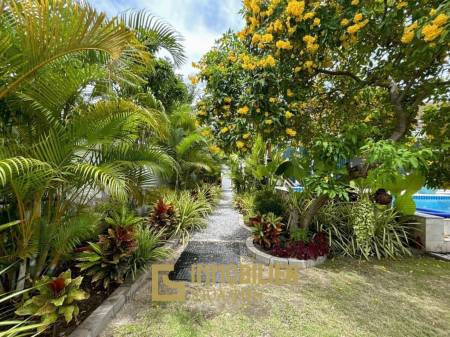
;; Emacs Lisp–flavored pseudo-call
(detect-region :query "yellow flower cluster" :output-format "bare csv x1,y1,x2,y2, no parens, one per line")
189,75,199,85
265,119,273,125
236,140,245,149
209,145,221,154
269,97,278,103
244,0,261,15
347,13,369,34
341,18,350,26
286,0,305,20
276,40,293,50
351,0,359,5
258,55,277,68
287,89,294,97
198,110,207,116
224,97,232,103
401,22,417,44
286,128,297,137
285,111,294,119
313,18,321,26
238,106,250,115
303,34,319,53
304,60,316,72
220,126,229,134
243,133,251,139
396,1,407,9
422,14,448,42
304,12,315,20
261,33,274,43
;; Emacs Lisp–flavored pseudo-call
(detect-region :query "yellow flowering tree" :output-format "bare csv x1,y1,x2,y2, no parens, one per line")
196,0,449,228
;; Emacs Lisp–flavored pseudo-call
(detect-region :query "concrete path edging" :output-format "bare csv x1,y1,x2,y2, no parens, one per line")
245,237,326,268
69,240,178,337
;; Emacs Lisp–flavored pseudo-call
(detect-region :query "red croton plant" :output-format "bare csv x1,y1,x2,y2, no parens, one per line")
272,232,329,261
148,199,177,233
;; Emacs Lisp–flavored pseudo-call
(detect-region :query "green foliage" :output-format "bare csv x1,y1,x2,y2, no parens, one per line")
128,226,169,279
162,190,212,243
253,190,285,217
233,192,255,216
316,200,415,260
76,225,137,289
143,59,190,111
421,103,450,189
15,270,88,330
290,228,310,243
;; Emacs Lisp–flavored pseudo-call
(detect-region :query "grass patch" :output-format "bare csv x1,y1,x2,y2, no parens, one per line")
113,256,450,337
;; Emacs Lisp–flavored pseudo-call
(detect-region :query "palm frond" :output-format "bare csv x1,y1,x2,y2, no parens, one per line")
120,9,186,67
0,0,135,99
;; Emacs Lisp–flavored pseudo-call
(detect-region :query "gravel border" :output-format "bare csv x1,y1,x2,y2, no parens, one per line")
245,237,326,268
69,240,179,337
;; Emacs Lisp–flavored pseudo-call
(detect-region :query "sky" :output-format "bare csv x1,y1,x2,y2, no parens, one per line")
94,0,244,79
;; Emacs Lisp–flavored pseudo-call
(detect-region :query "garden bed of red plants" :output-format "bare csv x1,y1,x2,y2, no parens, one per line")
267,232,329,260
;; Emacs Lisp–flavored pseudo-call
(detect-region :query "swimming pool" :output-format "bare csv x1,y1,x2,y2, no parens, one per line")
413,195,450,218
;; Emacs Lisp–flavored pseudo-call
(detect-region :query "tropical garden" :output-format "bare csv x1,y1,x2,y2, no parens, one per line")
0,0,449,336
0,0,221,335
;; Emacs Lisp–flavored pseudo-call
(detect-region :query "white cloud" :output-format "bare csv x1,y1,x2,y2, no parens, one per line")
94,0,243,79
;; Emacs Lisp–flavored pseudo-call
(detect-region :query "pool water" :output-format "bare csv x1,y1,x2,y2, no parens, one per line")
413,195,450,218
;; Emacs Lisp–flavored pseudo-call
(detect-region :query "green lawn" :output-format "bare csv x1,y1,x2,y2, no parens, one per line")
111,256,450,337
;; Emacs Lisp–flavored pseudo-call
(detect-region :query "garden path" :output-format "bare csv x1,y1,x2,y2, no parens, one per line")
169,167,251,281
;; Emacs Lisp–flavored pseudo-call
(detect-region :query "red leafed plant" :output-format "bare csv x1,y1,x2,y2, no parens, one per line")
48,277,66,295
252,213,284,249
149,199,177,233
271,232,329,260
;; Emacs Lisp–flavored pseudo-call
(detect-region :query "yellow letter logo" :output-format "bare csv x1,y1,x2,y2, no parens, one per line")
151,264,186,302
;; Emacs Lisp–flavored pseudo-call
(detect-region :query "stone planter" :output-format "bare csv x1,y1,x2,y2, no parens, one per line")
245,237,327,268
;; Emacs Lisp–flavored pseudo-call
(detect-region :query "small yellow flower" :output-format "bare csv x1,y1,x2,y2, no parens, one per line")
303,12,315,20
433,14,448,27
347,24,360,34
238,106,250,115
261,33,274,43
286,0,305,19
265,119,273,125
220,127,229,133
209,145,221,154
430,8,437,16
396,1,407,9
224,97,232,103
276,40,293,50
303,35,317,44
354,13,363,23
243,133,251,139
285,111,294,119
189,75,199,85
313,18,321,26
351,0,359,5
252,33,261,44
236,140,245,149
294,66,302,72
286,128,297,137
422,24,443,42
341,18,350,26
198,110,207,116
287,89,294,97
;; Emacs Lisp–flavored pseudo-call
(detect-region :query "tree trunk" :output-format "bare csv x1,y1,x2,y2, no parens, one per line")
300,195,329,230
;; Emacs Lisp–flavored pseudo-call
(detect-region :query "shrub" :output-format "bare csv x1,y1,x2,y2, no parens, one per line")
252,213,284,249
76,226,137,289
128,226,169,279
15,270,89,331
316,199,415,259
271,232,329,260
253,190,285,217
233,192,255,216
148,199,178,234
163,190,210,243
290,227,310,243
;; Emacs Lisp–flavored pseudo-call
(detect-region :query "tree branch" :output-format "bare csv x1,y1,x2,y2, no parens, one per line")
316,68,363,82
389,80,408,142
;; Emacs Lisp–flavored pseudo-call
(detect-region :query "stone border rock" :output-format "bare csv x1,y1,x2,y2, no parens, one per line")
245,237,326,268
69,240,179,337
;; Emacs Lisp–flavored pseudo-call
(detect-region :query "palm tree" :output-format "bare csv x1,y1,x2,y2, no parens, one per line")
0,0,186,290
160,105,221,189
